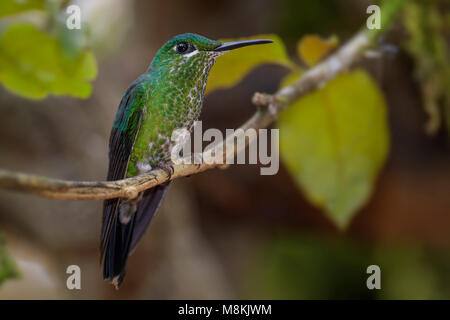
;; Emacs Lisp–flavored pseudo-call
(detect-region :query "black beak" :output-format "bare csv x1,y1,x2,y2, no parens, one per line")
213,39,273,52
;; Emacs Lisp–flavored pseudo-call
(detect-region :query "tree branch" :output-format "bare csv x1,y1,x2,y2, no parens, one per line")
0,29,379,200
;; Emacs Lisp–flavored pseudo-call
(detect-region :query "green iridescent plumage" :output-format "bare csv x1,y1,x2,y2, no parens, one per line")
101,33,272,288
125,35,222,176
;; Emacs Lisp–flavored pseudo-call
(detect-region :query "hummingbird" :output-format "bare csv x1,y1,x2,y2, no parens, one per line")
101,33,272,288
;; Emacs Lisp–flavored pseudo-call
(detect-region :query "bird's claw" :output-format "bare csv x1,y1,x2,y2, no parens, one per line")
158,163,174,180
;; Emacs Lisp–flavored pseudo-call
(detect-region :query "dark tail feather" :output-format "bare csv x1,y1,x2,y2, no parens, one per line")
101,182,170,288
102,201,136,287
130,182,170,252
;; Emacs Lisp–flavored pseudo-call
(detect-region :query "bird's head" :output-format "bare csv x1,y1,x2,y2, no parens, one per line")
148,33,272,83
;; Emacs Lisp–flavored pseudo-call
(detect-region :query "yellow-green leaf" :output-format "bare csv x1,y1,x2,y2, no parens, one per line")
0,0,44,18
297,34,338,67
206,34,292,94
278,70,389,228
0,24,98,99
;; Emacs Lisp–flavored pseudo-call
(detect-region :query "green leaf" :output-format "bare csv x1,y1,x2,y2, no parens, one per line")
0,0,45,18
206,34,293,94
0,23,98,99
0,232,19,286
278,70,389,228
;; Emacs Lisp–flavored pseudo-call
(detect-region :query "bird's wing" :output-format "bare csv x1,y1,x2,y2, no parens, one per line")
100,77,148,259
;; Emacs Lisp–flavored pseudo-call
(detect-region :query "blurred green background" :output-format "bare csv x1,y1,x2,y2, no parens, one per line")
0,0,449,299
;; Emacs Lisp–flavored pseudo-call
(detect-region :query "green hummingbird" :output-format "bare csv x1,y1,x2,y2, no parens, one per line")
101,33,272,288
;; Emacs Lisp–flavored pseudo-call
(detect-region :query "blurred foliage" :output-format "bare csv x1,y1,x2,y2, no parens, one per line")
0,23,97,99
403,0,450,135
278,0,345,44
368,0,408,41
206,34,293,94
0,0,98,99
0,0,45,18
207,33,389,229
296,34,338,67
246,235,450,299
279,70,389,228
246,235,373,299
0,233,19,287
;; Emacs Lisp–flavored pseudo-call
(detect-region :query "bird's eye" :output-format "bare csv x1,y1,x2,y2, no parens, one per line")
175,42,189,54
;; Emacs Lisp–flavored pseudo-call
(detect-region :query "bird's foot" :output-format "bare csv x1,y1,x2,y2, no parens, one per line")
158,163,175,180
